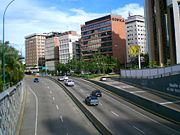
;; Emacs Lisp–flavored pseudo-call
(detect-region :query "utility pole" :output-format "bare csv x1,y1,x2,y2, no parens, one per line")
2,0,15,90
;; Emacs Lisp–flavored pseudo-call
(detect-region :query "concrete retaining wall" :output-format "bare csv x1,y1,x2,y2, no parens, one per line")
0,82,24,135
120,74,180,97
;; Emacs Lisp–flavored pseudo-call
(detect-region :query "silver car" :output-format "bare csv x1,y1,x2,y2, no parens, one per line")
65,79,74,86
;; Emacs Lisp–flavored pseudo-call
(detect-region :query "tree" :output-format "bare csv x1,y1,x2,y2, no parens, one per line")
129,45,141,69
57,63,69,75
0,43,24,91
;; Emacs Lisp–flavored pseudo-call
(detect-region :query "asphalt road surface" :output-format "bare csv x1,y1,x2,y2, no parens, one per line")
63,77,180,135
20,77,99,135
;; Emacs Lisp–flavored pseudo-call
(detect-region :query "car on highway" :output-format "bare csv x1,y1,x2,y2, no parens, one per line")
100,77,107,81
34,78,39,83
58,76,68,81
58,76,65,81
64,76,69,80
65,79,74,86
91,90,102,97
85,95,99,106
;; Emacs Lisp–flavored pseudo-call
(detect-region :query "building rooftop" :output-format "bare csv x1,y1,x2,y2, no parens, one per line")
125,15,144,24
25,33,48,39
84,14,124,26
60,31,77,36
46,32,61,39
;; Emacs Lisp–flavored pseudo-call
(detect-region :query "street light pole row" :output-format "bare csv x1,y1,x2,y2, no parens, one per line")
2,0,15,90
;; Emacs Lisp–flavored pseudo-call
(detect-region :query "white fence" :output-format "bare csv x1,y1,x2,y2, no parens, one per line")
0,82,24,135
121,64,180,78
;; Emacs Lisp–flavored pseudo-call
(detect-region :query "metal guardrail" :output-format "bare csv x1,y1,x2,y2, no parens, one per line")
0,81,23,135
121,64,180,78
46,76,112,135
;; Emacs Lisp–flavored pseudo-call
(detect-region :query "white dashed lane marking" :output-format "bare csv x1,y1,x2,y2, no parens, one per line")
60,115,63,123
50,90,52,94
111,111,119,117
133,125,145,134
56,105,59,110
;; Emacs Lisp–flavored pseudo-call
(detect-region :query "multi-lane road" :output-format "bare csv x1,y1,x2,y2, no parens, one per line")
20,76,180,135
20,77,99,135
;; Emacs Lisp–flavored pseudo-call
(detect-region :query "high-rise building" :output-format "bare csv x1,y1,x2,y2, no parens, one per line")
73,40,81,60
125,15,147,63
59,31,79,64
45,32,61,71
25,33,47,67
145,0,180,66
81,14,126,64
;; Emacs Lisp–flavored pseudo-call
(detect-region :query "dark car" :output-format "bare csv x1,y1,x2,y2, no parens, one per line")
85,95,99,106
34,78,39,83
91,90,102,97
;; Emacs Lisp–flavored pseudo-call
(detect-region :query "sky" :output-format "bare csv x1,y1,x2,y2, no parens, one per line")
0,0,144,56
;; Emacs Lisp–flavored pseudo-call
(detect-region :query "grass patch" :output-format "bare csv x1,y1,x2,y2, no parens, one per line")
73,74,104,79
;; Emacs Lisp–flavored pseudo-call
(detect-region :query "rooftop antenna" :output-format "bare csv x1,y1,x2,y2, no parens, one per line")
128,11,133,17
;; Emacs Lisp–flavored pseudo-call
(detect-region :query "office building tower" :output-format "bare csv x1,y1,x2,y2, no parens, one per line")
145,0,180,66
25,33,47,67
45,32,61,71
81,14,126,64
59,31,79,64
125,15,147,63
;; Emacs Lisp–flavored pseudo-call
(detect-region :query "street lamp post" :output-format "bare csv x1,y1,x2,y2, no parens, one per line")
2,0,15,90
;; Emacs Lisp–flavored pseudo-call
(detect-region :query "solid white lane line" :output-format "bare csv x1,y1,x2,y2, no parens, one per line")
160,100,180,105
52,97,55,101
111,111,119,117
60,115,63,123
29,87,38,135
133,125,145,134
50,90,52,94
130,91,145,94
56,105,59,110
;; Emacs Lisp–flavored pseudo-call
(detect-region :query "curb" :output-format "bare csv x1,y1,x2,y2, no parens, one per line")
15,82,28,135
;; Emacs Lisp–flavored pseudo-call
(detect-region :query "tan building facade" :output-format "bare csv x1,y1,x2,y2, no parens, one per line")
25,33,47,67
81,14,126,64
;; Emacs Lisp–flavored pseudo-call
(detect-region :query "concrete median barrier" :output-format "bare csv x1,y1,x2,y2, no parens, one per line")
45,76,113,135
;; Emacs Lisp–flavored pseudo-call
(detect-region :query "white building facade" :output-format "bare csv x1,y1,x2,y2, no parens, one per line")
125,15,147,63
45,32,60,71
59,31,79,64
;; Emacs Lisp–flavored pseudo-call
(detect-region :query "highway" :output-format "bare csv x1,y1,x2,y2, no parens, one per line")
63,77,180,135
20,77,99,135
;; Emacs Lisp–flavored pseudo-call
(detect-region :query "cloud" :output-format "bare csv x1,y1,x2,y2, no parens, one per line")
0,1,144,56
112,3,144,19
